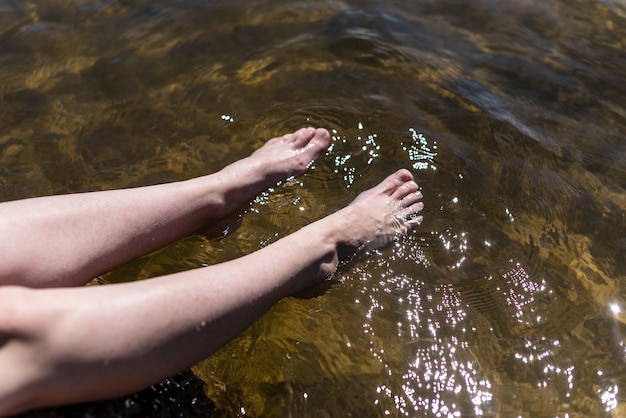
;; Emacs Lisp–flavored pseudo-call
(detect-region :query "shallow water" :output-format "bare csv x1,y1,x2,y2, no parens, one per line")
2,0,625,416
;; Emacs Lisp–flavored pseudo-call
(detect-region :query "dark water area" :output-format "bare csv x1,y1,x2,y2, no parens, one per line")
2,0,625,416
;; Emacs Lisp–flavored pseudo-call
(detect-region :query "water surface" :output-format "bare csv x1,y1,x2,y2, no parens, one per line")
1,0,625,417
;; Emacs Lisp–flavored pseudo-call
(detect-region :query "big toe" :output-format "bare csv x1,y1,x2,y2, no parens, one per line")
379,169,415,195
393,168,414,183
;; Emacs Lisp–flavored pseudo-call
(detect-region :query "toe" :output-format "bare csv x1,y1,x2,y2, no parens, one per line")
407,215,424,226
402,196,423,211
402,201,424,218
392,181,419,200
309,128,331,150
394,169,414,183
399,190,423,208
380,169,415,195
292,127,317,147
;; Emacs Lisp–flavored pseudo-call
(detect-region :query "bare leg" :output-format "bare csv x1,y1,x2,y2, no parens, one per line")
0,170,423,415
0,127,330,288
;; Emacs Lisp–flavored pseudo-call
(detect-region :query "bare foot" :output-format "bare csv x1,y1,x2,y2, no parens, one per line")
289,169,423,294
205,127,330,219
247,127,331,182
331,169,424,259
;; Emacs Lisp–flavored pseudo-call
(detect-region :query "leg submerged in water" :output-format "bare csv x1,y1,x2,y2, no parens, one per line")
0,169,423,415
0,128,330,289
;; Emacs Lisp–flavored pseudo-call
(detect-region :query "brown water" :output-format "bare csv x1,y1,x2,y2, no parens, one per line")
2,0,625,416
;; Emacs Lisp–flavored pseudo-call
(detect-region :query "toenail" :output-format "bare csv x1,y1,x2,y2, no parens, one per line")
399,169,413,180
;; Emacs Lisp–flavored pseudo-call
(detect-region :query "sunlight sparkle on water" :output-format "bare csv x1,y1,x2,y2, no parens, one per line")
403,129,437,171
437,228,468,269
368,276,489,417
498,263,547,324
600,384,619,412
505,207,515,222
330,126,381,187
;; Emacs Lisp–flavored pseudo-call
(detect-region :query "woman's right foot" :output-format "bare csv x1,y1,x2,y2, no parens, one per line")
332,168,424,255
294,169,424,288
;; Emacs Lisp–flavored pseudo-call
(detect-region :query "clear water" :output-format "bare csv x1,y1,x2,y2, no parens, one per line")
1,0,625,417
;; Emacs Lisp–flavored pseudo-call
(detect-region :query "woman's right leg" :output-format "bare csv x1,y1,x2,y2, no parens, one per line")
0,169,423,416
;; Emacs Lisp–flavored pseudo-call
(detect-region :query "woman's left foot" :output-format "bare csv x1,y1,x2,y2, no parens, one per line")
203,127,330,220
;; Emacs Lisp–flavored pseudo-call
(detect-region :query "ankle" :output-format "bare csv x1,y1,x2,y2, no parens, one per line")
181,177,228,221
